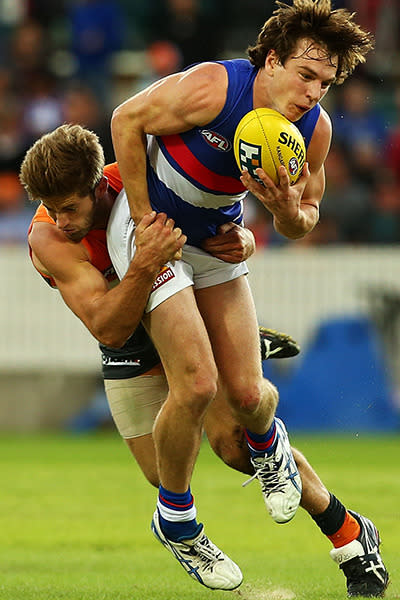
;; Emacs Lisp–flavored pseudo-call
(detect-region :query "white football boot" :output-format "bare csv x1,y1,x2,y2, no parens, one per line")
243,417,302,523
151,510,243,590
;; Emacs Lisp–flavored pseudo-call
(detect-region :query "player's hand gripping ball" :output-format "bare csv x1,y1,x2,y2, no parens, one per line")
234,108,306,185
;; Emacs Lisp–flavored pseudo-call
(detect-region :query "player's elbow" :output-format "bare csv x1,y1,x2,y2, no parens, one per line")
111,102,138,137
92,324,129,349
99,332,129,349
111,107,125,139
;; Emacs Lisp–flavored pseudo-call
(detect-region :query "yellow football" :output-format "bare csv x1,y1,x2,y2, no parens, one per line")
233,108,306,185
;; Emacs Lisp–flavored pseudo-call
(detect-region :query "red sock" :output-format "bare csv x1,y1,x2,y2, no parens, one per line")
327,511,361,548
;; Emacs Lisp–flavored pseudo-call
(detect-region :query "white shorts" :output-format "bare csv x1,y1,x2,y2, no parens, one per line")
107,191,249,312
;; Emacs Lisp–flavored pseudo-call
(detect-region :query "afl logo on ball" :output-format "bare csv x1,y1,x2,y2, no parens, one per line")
200,129,231,151
288,156,299,176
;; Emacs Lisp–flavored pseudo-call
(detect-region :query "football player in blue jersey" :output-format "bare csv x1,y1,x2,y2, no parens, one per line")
108,0,387,595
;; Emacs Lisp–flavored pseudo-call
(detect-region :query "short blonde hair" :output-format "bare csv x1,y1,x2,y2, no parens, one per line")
247,0,374,84
20,124,105,202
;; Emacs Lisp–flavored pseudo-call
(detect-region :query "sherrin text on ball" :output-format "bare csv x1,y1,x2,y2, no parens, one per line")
234,108,306,185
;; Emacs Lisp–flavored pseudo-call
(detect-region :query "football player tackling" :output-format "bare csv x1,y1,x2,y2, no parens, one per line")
22,122,388,596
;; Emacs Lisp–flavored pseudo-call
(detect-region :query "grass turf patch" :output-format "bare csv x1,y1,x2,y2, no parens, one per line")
0,432,399,600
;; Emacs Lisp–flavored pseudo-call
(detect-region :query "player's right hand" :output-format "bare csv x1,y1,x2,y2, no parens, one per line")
135,211,186,266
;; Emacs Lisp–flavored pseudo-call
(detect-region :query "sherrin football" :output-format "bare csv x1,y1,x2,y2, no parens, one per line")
233,108,306,185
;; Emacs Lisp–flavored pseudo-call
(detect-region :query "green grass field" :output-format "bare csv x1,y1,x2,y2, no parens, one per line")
0,432,399,600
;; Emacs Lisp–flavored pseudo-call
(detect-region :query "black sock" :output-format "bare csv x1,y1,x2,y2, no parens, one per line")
311,493,347,536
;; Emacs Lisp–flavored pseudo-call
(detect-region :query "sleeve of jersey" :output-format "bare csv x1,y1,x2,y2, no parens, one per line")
104,163,123,194
30,203,55,227
28,205,58,289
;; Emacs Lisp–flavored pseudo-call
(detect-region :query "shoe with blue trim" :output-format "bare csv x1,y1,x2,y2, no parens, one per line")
330,511,389,597
243,418,302,524
151,510,243,590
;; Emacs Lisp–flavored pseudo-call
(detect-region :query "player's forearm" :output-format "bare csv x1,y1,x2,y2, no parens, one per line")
273,203,319,239
111,109,152,223
89,259,160,348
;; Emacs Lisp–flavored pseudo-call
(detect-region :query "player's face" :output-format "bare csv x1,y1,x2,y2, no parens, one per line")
42,194,96,242
264,38,337,122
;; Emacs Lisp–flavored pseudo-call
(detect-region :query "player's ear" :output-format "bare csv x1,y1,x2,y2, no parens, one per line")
94,176,108,197
265,49,278,75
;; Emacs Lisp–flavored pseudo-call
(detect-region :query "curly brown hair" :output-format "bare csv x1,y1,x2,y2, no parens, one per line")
20,124,105,203
247,0,374,84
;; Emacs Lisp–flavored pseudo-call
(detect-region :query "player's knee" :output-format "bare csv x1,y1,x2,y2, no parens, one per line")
229,377,278,415
262,377,279,412
189,376,218,415
229,383,263,413
168,377,217,422
180,363,218,412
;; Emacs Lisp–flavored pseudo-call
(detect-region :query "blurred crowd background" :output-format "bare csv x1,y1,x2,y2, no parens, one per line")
1,0,400,434
0,0,400,247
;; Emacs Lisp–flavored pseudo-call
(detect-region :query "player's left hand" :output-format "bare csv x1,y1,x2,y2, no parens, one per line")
240,162,310,225
201,222,255,263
